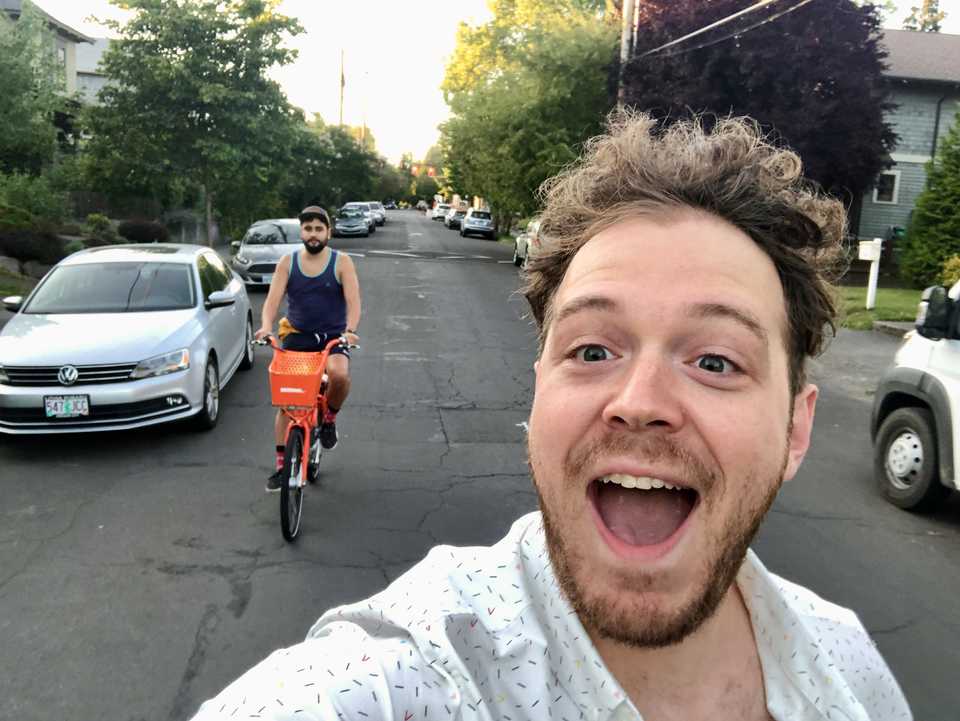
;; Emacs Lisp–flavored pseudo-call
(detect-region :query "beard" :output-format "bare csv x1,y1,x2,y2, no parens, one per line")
303,238,327,254
530,429,787,649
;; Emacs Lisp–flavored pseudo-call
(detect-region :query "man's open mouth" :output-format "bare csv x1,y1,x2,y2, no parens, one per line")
588,475,699,547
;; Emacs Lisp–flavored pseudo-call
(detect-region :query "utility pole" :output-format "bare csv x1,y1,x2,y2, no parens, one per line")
339,49,345,127
618,0,637,107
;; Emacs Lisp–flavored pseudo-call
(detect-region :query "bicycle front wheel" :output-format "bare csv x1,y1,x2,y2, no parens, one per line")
280,426,305,541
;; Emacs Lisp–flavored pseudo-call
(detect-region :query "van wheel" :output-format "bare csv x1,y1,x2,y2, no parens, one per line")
875,407,947,511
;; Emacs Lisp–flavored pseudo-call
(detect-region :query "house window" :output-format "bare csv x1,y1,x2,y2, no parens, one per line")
873,170,901,204
57,47,66,65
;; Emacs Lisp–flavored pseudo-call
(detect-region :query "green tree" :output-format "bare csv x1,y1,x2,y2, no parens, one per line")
0,0,66,175
85,0,304,244
903,0,946,31
441,1,617,227
899,116,960,286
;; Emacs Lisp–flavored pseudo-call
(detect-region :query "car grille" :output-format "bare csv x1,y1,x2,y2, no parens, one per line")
0,397,189,427
2,363,138,387
247,263,276,274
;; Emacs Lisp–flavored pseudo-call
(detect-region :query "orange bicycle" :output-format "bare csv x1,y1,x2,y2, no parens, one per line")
253,334,356,541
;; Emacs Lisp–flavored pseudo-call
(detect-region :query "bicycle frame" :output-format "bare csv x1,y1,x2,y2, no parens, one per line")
260,335,345,487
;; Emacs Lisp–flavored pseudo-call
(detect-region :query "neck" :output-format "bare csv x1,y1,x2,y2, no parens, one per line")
590,584,768,720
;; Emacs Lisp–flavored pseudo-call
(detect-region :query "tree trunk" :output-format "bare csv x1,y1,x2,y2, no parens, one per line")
204,185,214,247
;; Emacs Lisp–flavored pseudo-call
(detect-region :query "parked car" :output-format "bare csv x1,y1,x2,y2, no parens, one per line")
444,207,467,230
383,200,397,210
333,208,370,237
231,218,300,286
872,283,960,511
416,200,428,211
0,244,254,434
460,208,496,239
513,217,542,267
431,203,451,220
365,201,386,226
341,202,377,233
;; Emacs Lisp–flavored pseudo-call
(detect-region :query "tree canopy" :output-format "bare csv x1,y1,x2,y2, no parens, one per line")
622,0,896,204
903,0,946,31
441,0,618,225
0,0,65,175
85,0,305,240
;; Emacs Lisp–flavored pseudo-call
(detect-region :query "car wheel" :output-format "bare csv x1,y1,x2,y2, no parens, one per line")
513,244,523,267
239,314,254,370
193,355,220,431
875,407,947,511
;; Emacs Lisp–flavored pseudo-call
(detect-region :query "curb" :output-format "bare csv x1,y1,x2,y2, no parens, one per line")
872,321,913,338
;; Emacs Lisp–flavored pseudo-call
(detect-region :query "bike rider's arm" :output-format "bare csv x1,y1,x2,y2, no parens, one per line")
256,254,291,340
339,253,362,342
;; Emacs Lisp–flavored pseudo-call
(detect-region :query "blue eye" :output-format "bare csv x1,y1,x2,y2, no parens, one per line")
697,354,736,373
576,345,612,362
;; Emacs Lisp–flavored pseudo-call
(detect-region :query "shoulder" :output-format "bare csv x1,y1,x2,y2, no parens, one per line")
277,253,293,272
191,624,449,720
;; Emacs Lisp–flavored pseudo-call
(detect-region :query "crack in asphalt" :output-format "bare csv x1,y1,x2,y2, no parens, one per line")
868,619,918,636
168,603,219,721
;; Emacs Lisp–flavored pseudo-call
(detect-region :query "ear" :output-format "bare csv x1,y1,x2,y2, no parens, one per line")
783,383,818,482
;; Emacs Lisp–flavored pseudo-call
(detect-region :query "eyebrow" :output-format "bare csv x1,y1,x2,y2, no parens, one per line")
688,302,769,347
551,295,769,347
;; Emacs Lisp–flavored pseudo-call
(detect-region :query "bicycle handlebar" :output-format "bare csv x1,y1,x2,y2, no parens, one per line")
251,334,359,351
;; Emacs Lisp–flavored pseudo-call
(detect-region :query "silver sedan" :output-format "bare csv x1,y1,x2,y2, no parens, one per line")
230,218,302,286
0,244,255,434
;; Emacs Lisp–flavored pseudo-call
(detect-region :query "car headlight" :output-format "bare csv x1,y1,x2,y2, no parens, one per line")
0,366,8,385
235,254,251,265
131,349,190,379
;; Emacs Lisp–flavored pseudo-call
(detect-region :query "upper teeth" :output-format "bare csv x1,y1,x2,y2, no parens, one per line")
600,473,681,490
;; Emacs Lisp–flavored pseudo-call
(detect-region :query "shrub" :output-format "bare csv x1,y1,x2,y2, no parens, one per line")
118,219,169,243
64,238,85,255
899,115,960,287
0,227,67,264
84,212,121,247
0,172,70,222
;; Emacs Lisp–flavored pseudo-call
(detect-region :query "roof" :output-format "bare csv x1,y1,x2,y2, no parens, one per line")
881,28,960,84
76,37,111,75
65,244,210,265
0,0,93,44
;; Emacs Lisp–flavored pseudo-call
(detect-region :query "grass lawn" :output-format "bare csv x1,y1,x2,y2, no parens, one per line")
839,285,920,330
0,267,36,298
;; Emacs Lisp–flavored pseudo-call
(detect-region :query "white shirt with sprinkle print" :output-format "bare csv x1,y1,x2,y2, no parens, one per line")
192,512,911,721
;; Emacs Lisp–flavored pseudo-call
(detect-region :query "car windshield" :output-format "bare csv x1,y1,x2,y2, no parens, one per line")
471,211,491,219
455,210,466,217
339,210,364,219
243,223,299,245
344,203,369,211
24,262,196,314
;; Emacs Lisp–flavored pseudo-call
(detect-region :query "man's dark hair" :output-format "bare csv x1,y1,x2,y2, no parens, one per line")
298,205,330,227
522,110,846,397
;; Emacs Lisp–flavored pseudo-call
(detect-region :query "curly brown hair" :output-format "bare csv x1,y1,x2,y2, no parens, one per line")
522,110,846,397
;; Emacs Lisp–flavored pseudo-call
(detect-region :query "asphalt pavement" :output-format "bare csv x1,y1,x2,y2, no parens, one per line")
0,212,957,720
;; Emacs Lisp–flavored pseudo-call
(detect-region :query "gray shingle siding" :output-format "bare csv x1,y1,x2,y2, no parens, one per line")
859,162,927,239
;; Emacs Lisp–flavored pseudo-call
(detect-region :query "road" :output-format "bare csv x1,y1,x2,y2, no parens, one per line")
1,211,957,720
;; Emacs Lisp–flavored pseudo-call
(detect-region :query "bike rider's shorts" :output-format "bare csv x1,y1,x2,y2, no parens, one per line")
281,330,351,358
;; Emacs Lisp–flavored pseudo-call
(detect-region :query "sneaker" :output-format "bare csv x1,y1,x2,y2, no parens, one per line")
265,468,283,492
319,421,338,450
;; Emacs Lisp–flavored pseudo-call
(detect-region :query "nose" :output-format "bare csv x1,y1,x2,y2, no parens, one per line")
601,354,685,432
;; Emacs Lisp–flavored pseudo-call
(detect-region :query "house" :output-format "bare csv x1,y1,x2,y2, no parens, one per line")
76,37,111,104
857,29,960,246
0,0,93,95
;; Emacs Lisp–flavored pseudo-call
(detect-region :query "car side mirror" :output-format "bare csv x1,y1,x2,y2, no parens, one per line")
2,295,23,312
915,285,953,340
205,290,236,310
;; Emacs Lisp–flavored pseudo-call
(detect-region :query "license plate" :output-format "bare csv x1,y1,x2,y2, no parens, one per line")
44,395,90,418
262,274,273,284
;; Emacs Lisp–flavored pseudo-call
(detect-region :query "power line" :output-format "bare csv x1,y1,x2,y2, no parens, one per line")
635,0,786,59
654,0,820,59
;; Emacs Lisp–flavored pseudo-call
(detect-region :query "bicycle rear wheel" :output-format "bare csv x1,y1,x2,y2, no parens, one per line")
280,426,305,541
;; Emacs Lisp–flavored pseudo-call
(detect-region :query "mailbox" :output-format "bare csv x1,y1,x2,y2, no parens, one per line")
858,239,883,262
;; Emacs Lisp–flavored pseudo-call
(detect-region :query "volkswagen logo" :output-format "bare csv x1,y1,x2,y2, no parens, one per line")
58,365,79,386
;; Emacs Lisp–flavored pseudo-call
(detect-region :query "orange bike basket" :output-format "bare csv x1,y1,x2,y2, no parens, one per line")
267,349,327,408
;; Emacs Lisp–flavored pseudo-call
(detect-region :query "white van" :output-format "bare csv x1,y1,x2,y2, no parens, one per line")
872,283,960,511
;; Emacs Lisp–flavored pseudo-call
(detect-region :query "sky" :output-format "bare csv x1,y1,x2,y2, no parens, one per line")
31,0,960,164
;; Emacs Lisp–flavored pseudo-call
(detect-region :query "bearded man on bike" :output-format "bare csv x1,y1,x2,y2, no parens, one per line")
254,206,361,492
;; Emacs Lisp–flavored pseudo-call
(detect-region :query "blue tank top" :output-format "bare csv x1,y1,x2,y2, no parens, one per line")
286,249,347,335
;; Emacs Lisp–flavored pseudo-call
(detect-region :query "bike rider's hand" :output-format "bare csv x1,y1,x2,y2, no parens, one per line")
254,326,272,341
343,330,359,346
